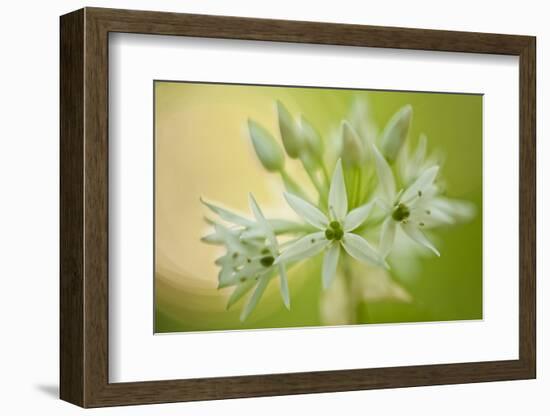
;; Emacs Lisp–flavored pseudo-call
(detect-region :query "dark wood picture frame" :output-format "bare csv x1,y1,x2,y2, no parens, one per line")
60,7,536,408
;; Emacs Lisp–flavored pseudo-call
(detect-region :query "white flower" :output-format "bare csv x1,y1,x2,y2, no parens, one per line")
247,194,290,310
372,144,442,258
396,134,476,227
201,195,290,320
277,159,386,289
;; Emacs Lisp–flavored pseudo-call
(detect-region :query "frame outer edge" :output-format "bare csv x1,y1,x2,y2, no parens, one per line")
60,8,86,407
518,37,536,378
83,6,111,408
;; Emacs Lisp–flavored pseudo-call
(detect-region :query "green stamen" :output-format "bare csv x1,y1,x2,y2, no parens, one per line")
392,203,410,222
260,256,275,267
329,221,341,230
326,222,344,241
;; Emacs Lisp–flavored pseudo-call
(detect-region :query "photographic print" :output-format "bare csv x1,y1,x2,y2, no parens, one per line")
154,81,482,333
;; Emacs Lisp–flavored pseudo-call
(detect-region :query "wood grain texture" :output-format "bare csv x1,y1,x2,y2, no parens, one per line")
518,38,536,375
83,10,110,406
59,7,537,408
59,8,84,406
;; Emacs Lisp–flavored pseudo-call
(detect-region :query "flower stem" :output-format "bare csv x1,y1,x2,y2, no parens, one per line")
352,168,362,209
342,258,359,324
280,169,310,202
301,161,328,205
355,169,363,207
321,163,330,185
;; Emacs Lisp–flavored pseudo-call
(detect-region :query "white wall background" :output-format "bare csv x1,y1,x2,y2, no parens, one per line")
0,0,545,414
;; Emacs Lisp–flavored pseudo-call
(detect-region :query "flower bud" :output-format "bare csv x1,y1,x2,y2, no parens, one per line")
300,115,324,162
247,119,285,172
276,101,303,159
380,105,412,162
341,120,364,167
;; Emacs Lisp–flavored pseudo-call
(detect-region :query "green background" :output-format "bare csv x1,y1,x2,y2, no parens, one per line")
154,82,482,332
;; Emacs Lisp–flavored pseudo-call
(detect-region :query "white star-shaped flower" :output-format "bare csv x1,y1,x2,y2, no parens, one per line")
277,159,386,289
372,144,441,258
201,194,290,320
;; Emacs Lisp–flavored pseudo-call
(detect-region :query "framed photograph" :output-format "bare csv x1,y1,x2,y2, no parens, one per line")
60,7,536,407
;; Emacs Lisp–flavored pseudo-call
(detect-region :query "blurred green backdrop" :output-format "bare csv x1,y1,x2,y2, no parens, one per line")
154,81,482,333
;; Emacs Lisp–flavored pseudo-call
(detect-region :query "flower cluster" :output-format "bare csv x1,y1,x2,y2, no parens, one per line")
201,100,475,321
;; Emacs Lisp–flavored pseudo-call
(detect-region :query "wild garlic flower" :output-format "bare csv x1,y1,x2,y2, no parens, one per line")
201,195,290,320
398,133,433,187
372,144,442,258
277,159,386,289
200,100,477,321
396,134,475,227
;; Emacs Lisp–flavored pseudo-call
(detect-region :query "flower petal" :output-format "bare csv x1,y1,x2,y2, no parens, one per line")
410,204,453,226
248,193,278,249
426,207,454,224
412,134,428,170
341,233,387,268
400,165,439,204
431,197,476,222
218,265,235,288
328,159,348,220
200,232,224,245
375,197,392,213
240,274,270,321
380,104,412,162
208,222,243,252
322,243,341,289
372,144,396,201
269,219,305,233
344,201,374,231
379,217,397,258
240,220,303,240
200,198,253,227
401,222,440,256
276,232,329,264
278,264,290,309
226,280,256,309
284,192,328,229
232,261,265,283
